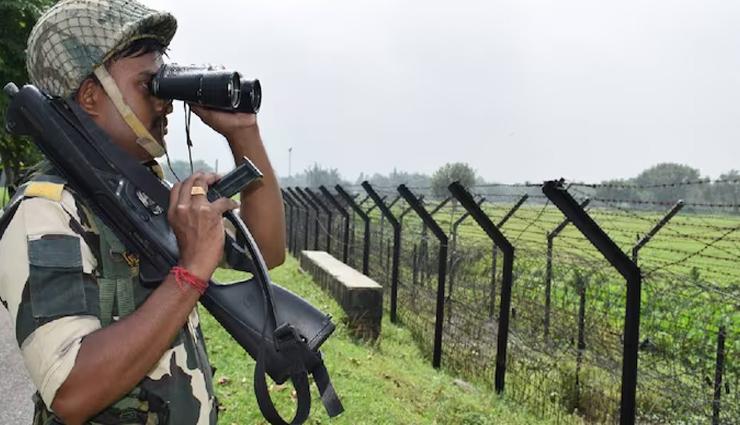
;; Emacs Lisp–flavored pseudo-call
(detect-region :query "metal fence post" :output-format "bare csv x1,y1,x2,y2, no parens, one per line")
542,179,641,425
305,188,333,253
398,184,448,369
576,273,587,410
287,187,310,252
449,181,514,394
280,189,291,249
319,185,350,263
419,197,451,286
295,187,321,251
283,190,298,255
632,200,684,263
489,194,529,318
336,185,371,275
449,197,485,299
282,189,304,255
545,198,591,339
713,325,727,425
362,182,401,323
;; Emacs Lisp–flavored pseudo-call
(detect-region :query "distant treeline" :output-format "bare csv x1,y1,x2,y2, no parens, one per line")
278,162,740,213
575,163,740,212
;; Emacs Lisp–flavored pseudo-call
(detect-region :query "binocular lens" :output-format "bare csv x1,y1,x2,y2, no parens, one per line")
238,79,261,114
150,65,241,109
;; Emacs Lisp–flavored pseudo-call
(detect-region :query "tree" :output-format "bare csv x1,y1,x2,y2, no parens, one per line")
710,170,740,214
0,0,57,191
633,163,703,203
430,162,476,198
162,159,214,183
278,163,347,189
305,163,343,188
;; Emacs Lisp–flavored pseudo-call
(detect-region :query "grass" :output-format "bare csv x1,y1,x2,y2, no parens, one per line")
203,256,582,425
0,187,8,208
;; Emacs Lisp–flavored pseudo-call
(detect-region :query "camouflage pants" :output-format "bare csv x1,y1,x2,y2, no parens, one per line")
32,387,169,425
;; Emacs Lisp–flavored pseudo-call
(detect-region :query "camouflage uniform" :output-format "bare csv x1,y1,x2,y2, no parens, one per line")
0,1,220,423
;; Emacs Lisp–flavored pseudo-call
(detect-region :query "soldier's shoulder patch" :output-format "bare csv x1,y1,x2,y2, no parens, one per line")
25,182,65,202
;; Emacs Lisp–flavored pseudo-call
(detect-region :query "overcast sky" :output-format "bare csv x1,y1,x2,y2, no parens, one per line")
141,0,740,184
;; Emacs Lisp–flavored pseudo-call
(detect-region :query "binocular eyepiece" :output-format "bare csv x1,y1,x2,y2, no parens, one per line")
149,64,261,114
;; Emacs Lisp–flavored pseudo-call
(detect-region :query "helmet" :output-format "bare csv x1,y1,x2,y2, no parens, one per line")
26,0,177,99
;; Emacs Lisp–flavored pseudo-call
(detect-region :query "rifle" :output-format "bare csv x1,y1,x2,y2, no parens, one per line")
2,82,343,424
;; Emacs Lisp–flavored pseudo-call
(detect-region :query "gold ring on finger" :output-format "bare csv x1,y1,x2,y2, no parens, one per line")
190,186,207,196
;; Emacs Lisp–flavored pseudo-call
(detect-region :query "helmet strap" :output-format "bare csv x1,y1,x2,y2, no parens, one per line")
93,66,167,159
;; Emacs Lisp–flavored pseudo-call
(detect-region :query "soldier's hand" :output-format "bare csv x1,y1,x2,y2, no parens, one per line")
189,103,257,138
168,173,239,282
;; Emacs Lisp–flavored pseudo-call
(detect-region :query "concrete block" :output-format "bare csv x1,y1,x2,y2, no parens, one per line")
300,250,382,340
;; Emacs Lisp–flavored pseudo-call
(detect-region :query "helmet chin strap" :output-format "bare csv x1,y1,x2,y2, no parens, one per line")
93,66,167,159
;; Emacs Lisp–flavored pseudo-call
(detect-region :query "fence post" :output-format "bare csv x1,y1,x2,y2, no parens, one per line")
362,182,401,323
449,196,485,299
280,189,297,256
546,198,591,340
488,194,529,319
575,273,587,411
419,197,451,285
319,185,350,263
632,200,684,263
380,196,401,270
287,187,310,252
305,188,333,253
398,184,448,369
713,325,727,425
295,187,321,251
542,179,641,425
448,181,514,393
335,185,371,275
284,189,306,254
281,189,297,255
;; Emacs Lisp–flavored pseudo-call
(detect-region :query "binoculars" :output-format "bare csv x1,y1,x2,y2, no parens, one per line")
149,63,261,114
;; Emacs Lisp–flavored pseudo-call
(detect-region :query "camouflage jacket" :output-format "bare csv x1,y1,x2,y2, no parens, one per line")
0,162,218,425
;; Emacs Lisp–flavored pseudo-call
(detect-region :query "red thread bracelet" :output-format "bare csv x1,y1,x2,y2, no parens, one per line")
171,266,208,295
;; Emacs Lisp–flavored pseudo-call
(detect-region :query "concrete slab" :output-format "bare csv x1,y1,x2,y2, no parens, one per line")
300,250,382,340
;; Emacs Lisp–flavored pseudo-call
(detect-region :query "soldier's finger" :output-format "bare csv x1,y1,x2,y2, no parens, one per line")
190,174,210,205
178,173,203,207
169,181,183,214
210,198,240,215
201,173,222,187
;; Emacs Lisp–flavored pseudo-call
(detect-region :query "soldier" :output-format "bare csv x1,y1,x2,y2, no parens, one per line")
0,0,286,424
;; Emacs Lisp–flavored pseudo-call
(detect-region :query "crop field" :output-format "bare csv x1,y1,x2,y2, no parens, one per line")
287,184,740,424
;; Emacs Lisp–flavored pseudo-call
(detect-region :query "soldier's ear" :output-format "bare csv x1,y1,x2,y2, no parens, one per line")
75,77,103,116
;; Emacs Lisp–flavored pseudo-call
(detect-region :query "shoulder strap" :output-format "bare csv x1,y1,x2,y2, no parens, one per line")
90,213,137,327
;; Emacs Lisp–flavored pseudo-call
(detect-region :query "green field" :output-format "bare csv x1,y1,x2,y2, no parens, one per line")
205,259,583,425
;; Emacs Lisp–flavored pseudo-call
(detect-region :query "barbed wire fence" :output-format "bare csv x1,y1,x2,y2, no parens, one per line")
285,178,740,425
